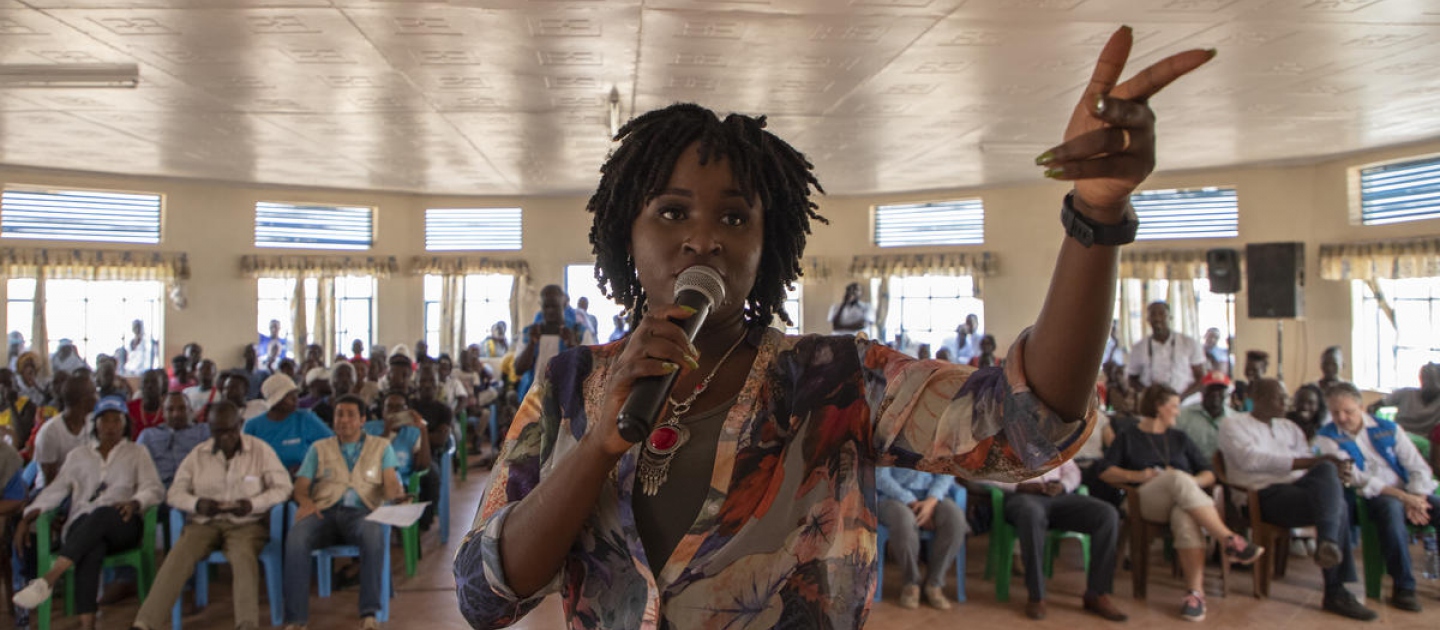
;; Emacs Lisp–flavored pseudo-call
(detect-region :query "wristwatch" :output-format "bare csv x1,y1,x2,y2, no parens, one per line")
1060,191,1138,247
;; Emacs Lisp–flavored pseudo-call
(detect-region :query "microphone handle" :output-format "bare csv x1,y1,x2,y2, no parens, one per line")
615,291,712,444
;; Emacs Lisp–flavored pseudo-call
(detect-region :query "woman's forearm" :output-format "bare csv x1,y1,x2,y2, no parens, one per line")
499,436,622,598
1023,233,1120,421
1098,466,1135,486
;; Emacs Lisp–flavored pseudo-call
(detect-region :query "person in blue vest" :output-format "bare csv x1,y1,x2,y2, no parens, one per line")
1316,382,1438,613
513,285,588,400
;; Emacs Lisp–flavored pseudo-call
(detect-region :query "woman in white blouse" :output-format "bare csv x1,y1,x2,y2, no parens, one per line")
10,396,164,630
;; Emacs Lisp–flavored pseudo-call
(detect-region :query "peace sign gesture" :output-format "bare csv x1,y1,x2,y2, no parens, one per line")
1037,26,1216,220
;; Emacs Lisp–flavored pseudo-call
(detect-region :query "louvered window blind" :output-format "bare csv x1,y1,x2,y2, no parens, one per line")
2,187,161,244
255,202,372,250
1131,187,1238,240
425,208,522,251
1360,157,1440,226
874,198,984,247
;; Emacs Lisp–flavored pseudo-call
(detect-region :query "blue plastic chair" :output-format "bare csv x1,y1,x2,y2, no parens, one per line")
168,504,286,629
286,502,395,622
875,485,968,603
439,442,454,545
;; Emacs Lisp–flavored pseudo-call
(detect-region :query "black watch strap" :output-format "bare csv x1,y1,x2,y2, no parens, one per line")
1060,191,1138,247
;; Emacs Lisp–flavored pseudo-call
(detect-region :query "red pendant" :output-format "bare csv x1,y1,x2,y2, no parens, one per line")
649,426,680,452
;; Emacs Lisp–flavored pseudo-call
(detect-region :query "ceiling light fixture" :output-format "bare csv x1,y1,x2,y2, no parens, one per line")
0,63,140,88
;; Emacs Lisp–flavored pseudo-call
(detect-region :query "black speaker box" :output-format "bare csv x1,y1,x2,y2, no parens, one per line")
1206,248,1241,294
1246,242,1304,319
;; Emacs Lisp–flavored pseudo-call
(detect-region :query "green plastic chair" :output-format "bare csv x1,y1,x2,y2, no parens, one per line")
401,468,429,576
1407,432,1431,462
1354,486,1439,599
982,485,1092,602
34,505,158,630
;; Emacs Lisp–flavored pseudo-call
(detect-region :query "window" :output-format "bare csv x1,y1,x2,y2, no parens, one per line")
565,264,622,343
425,208,522,251
1131,187,1238,241
6,277,164,366
1353,277,1440,391
1116,277,1236,370
780,284,803,335
256,276,373,354
883,275,983,353
1359,156,1440,226
874,198,984,247
422,274,515,351
255,202,372,250
2,186,161,244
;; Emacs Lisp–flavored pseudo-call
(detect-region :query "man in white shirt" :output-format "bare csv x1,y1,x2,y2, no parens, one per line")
1316,382,1437,613
34,373,97,486
1127,302,1205,400
1218,378,1375,620
946,314,983,364
827,282,873,337
182,359,220,420
130,401,293,630
123,319,157,376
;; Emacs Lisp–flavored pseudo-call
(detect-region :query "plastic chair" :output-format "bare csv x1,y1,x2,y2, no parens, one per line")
1408,432,1431,462
1213,452,1282,598
167,504,286,629
287,502,395,622
874,485,967,603
35,505,158,630
401,469,428,576
1354,487,1438,599
980,485,1094,602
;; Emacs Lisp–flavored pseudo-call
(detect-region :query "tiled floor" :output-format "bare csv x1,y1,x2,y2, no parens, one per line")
9,461,1438,629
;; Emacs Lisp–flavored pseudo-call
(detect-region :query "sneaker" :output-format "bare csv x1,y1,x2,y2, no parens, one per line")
1322,589,1378,621
1389,588,1421,612
922,585,951,610
1180,591,1206,622
1083,593,1129,622
898,584,920,610
362,617,382,630
1314,540,1343,569
12,580,52,609
1224,535,1264,565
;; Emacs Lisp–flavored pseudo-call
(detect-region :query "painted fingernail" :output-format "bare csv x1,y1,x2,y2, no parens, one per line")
1205,48,1218,59
685,356,699,370
678,305,697,316
1120,24,1132,34
662,362,680,373
687,342,701,358
1034,151,1055,166
1043,167,1064,179
1093,93,1107,115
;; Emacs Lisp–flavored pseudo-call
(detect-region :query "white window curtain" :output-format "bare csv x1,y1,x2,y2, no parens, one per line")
411,256,531,358
241,255,396,357
1,247,188,375
1118,249,1211,346
849,252,997,343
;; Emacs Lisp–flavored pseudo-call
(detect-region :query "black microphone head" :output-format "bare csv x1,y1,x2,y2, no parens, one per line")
675,266,725,305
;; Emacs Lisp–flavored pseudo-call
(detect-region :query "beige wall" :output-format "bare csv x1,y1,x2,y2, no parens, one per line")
2,137,1439,392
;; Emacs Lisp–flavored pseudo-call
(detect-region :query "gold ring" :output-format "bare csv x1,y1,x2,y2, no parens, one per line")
1119,128,1132,152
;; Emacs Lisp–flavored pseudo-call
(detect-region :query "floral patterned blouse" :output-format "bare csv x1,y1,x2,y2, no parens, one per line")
455,327,1096,629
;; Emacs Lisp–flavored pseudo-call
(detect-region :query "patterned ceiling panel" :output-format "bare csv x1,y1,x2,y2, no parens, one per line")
0,0,1434,195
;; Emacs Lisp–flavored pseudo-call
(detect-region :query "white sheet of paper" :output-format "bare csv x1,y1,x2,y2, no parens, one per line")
536,334,562,371
365,502,431,528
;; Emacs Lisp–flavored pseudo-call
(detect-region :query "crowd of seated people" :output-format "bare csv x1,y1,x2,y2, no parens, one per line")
0,328,508,629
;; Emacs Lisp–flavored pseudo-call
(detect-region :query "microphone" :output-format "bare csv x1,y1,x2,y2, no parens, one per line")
615,265,726,444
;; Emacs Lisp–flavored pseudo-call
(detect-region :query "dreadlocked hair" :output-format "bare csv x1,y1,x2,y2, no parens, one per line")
587,103,827,331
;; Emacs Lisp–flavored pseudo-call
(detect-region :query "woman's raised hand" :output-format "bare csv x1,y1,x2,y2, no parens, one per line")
1037,26,1216,220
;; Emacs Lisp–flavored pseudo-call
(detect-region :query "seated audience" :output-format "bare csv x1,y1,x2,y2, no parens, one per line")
875,467,966,611
209,370,269,423
129,369,169,440
366,394,431,479
298,368,331,409
383,352,414,397
137,392,212,487
1098,384,1261,621
169,354,196,393
1314,346,1344,394
437,354,470,415
243,374,333,474
14,352,45,407
410,365,451,529
239,344,269,401
0,368,39,453
967,334,999,368
1369,363,1440,438
1316,382,1437,613
1287,383,1327,442
12,397,164,629
1231,350,1269,412
182,359,220,419
276,358,299,386
314,362,357,426
284,394,407,630
34,372,98,485
1176,372,1231,459
50,338,88,374
129,400,292,630
1219,378,1375,620
95,355,133,401
481,321,509,358
984,459,1127,622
